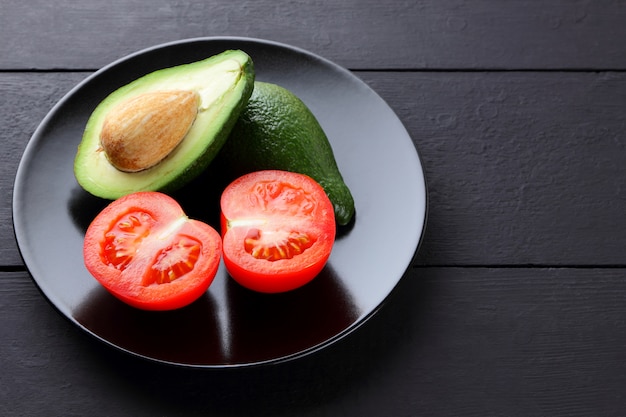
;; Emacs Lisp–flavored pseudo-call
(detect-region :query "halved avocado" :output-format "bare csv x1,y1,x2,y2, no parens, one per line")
74,49,255,199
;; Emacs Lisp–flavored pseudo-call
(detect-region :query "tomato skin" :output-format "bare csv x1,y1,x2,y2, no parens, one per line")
83,192,221,311
220,170,336,293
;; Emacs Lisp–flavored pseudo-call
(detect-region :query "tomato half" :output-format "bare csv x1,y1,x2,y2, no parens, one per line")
83,191,221,310
220,170,336,293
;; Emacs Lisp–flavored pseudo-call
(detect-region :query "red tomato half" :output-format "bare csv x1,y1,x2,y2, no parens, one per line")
220,170,336,293
83,192,221,311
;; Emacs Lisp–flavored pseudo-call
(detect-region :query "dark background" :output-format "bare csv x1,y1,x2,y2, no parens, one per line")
3,1,626,416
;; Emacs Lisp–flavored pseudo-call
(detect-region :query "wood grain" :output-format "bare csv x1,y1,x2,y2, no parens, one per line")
3,71,625,266
3,2,625,416
0,73,89,266
358,71,626,266
1,0,625,71
3,267,626,416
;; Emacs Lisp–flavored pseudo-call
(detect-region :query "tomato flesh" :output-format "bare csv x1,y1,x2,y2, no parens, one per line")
220,170,336,293
102,211,155,270
84,192,221,310
144,235,202,286
243,228,314,261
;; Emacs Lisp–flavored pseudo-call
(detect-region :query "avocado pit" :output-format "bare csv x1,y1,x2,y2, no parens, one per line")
100,90,200,172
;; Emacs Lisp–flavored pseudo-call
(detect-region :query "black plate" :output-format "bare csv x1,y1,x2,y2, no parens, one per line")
13,37,427,368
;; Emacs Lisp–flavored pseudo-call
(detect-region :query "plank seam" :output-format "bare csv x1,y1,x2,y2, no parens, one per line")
2,68,626,73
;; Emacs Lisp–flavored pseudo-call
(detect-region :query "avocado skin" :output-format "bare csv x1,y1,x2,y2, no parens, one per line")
217,81,355,226
74,50,255,199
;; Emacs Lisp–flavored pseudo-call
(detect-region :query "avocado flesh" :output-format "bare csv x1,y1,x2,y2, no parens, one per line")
74,50,255,199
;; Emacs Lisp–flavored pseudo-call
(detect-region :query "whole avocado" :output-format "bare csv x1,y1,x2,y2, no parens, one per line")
218,81,355,226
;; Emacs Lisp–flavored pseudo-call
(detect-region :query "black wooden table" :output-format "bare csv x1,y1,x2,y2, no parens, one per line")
3,1,626,416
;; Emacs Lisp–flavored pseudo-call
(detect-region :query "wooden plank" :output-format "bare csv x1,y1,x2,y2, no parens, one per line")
358,70,626,266
3,267,626,416
3,71,626,266
1,0,626,70
0,73,89,266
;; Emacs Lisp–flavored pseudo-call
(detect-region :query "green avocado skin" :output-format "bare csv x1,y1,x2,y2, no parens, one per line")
218,81,355,226
74,50,255,199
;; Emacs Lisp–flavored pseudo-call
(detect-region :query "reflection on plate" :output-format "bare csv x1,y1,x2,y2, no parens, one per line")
13,37,427,368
